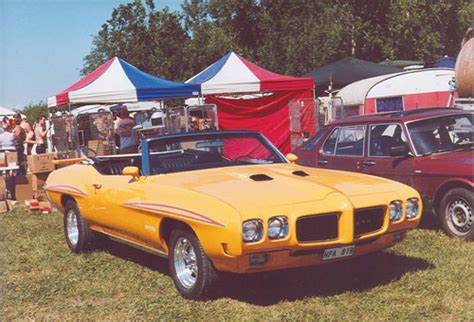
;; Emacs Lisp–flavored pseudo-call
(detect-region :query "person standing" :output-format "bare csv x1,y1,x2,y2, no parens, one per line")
116,106,137,154
20,116,35,155
13,115,26,174
0,123,15,150
34,115,48,154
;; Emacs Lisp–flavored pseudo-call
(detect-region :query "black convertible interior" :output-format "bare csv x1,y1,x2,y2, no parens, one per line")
92,154,142,175
91,132,285,176
92,149,243,176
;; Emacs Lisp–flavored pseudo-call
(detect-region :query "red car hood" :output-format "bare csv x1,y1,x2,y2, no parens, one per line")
415,150,474,177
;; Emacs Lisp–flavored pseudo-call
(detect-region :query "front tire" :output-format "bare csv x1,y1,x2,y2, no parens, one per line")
64,200,95,252
439,188,474,240
168,229,218,299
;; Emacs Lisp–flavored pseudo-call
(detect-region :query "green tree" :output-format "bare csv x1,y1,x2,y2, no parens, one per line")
384,0,473,61
81,0,190,81
82,0,474,82
20,102,48,124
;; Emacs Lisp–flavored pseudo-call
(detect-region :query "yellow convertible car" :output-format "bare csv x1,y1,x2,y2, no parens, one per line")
46,130,422,299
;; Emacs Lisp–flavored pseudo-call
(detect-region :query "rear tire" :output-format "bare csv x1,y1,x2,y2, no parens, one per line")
439,188,474,240
63,200,95,252
168,229,218,299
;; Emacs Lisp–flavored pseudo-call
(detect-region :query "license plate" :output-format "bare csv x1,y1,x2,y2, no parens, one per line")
322,245,355,261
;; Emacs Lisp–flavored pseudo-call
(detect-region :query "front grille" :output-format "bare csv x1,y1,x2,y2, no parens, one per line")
354,206,385,237
296,213,339,242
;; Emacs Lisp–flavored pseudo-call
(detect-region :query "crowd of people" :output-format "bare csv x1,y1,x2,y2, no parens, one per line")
0,113,49,173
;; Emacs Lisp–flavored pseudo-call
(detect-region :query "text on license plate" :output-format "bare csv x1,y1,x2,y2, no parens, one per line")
322,245,355,260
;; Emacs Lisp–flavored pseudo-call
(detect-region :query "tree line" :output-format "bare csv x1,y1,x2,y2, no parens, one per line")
81,0,473,83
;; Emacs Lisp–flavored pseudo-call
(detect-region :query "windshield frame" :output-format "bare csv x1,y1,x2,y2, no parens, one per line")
405,113,474,156
140,130,288,175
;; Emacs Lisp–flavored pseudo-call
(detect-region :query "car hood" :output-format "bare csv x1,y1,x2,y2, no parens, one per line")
415,151,474,177
152,163,404,211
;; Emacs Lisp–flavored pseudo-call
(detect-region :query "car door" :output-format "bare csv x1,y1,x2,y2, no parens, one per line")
361,122,415,186
294,127,330,167
316,125,366,172
85,172,142,231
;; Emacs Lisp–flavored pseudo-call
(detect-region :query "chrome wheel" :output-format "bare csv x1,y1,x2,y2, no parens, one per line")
447,197,473,236
173,237,198,289
66,210,79,246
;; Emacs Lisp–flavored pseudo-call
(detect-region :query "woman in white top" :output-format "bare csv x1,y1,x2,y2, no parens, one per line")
0,124,16,150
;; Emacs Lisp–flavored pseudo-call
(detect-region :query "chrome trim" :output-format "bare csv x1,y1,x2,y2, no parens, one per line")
174,237,198,289
66,210,79,246
94,228,168,258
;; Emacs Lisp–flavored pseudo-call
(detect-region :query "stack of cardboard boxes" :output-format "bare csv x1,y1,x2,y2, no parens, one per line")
1,152,56,213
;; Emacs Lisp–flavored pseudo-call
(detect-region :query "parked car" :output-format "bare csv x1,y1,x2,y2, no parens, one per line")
46,130,421,299
295,108,473,240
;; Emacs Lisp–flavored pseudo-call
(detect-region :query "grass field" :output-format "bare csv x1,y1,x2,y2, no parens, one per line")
1,207,473,320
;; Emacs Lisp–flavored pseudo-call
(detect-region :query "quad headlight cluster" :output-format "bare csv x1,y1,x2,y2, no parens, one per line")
406,198,419,219
389,198,420,222
242,216,289,243
389,200,403,221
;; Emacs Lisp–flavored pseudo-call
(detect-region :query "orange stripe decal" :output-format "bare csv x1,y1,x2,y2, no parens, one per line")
45,185,88,197
123,202,225,227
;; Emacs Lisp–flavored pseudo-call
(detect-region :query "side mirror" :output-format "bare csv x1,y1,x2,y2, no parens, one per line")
286,153,299,164
123,166,139,180
390,144,410,157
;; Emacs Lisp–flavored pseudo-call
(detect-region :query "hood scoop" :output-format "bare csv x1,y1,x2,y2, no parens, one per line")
292,170,309,177
249,174,273,181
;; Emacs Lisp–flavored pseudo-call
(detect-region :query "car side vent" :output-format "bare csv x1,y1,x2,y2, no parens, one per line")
292,170,309,177
249,174,273,181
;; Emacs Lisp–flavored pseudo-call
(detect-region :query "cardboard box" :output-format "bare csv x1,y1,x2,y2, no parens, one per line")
88,140,114,157
15,174,34,203
5,151,18,167
31,172,49,192
39,201,52,214
29,199,40,210
6,199,16,211
0,200,8,213
0,175,6,196
0,152,5,167
27,153,55,174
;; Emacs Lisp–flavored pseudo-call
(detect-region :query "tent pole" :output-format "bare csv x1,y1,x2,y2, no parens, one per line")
312,86,318,131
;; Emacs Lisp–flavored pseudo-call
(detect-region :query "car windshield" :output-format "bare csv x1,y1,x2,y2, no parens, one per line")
407,114,474,155
145,132,286,174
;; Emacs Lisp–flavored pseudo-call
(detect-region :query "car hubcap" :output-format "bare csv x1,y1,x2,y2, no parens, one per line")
447,198,472,235
66,210,79,246
174,237,198,289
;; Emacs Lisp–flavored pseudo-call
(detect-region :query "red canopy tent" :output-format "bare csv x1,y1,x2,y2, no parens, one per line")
186,52,315,153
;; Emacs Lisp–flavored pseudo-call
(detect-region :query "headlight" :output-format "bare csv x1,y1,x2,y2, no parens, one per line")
389,200,403,222
268,216,289,240
242,220,263,243
406,198,419,219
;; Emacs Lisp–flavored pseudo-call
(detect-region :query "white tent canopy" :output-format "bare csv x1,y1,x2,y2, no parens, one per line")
0,106,16,117
70,102,162,116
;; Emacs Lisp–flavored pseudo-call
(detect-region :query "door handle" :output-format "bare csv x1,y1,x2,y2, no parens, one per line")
362,160,376,167
317,160,329,165
92,184,103,190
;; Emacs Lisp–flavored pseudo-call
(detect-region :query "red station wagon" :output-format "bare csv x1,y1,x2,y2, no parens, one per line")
295,108,474,240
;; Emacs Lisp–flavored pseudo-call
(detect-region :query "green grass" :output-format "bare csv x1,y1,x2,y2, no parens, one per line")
1,207,473,320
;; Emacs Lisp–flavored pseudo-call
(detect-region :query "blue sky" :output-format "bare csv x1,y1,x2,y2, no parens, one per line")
0,0,181,110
